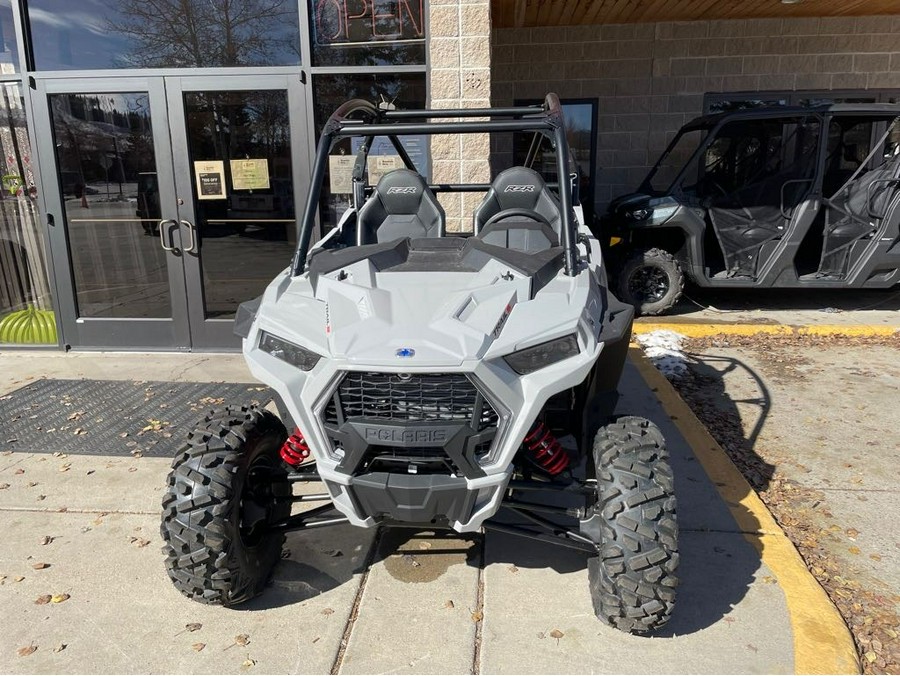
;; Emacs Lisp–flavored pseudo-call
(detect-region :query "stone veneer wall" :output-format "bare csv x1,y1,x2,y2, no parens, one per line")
492,15,900,213
429,0,492,232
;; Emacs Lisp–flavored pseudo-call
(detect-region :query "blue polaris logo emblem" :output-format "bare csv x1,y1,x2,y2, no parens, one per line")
395,347,415,358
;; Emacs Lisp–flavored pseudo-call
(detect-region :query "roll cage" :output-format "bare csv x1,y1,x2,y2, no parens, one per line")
291,93,580,277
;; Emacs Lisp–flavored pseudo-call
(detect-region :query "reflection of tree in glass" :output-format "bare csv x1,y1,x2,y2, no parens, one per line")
105,0,299,68
51,94,154,198
186,91,289,167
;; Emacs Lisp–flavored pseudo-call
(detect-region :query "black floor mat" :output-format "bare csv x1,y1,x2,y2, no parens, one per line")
0,379,273,457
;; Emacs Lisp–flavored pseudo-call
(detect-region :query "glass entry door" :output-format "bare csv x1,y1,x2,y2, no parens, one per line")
33,75,310,350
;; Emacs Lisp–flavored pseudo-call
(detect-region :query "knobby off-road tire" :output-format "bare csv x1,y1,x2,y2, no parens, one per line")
161,406,291,606
617,247,684,316
587,416,678,634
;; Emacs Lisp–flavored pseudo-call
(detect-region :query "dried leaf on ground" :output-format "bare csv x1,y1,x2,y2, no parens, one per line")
40,535,54,545
234,634,250,646
192,643,206,652
34,594,52,605
0,483,9,489
31,562,49,570
51,593,70,603
14,468,24,474
53,644,67,653
444,600,454,609
471,611,483,622
13,575,24,582
130,537,150,548
17,644,37,657
241,658,256,669
185,622,202,633
549,629,564,639
321,608,334,616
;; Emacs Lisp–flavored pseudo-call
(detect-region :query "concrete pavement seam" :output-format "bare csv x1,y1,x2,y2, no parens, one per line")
329,527,381,675
629,347,861,675
633,323,898,338
0,506,155,515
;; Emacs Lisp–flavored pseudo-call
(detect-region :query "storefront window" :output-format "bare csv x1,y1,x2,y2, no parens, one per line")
312,72,427,228
0,83,56,345
28,0,301,70
0,0,18,74
308,0,425,67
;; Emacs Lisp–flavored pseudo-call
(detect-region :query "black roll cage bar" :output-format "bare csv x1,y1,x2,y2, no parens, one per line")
292,93,579,276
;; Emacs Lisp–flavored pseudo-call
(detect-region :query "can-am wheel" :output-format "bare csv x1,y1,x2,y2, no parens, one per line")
581,416,678,634
617,248,684,316
160,406,291,606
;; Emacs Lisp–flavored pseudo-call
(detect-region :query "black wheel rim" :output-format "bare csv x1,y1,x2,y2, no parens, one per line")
628,265,669,303
239,453,283,547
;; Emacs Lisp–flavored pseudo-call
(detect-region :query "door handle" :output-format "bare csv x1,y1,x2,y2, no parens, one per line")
181,219,198,254
158,219,178,251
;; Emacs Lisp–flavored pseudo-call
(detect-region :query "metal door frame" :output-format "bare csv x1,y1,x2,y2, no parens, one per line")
164,73,311,350
31,76,192,350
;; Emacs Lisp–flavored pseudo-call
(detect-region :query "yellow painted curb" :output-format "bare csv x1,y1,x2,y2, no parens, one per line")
630,348,861,675
633,322,898,338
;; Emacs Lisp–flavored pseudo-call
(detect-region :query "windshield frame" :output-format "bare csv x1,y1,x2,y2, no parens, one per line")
639,123,713,196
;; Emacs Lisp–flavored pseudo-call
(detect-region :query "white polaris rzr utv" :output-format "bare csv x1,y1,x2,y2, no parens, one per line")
160,94,678,633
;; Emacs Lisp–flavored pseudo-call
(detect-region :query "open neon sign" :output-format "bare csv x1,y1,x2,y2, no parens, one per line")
314,0,425,45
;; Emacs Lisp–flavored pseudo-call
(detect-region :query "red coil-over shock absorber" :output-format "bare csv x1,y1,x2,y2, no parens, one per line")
280,427,311,467
522,421,570,476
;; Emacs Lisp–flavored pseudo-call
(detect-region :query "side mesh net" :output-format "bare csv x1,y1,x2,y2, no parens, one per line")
819,152,900,277
707,120,819,277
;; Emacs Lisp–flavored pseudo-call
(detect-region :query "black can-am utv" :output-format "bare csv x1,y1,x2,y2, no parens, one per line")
602,104,900,315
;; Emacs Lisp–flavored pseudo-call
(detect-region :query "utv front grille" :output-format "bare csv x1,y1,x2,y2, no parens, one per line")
323,372,498,430
321,372,501,477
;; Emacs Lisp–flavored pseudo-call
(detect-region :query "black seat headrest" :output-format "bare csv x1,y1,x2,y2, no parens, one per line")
357,169,445,244
473,167,563,235
376,170,431,214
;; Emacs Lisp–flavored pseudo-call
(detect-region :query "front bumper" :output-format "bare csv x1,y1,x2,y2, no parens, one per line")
321,469,510,532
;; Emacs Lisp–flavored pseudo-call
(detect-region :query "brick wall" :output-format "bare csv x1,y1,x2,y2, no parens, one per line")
492,16,900,213
429,0,492,232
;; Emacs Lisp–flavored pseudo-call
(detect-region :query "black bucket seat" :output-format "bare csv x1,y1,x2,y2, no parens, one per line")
357,169,445,244
473,167,563,237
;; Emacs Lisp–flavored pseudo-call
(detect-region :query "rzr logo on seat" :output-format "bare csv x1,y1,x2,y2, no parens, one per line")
504,184,535,193
387,186,418,194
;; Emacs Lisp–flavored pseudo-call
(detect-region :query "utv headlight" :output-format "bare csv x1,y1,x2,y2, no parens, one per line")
503,334,580,375
627,208,651,221
259,331,321,371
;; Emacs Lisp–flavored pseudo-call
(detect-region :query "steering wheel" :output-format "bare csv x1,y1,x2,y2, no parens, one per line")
482,208,552,230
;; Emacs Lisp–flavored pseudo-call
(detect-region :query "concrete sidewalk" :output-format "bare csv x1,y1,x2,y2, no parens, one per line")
0,351,856,674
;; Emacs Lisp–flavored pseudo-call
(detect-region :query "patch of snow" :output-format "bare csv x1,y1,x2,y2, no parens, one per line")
636,330,689,379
